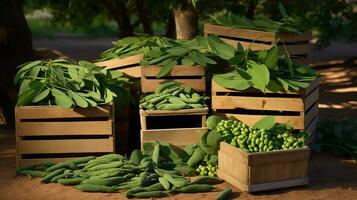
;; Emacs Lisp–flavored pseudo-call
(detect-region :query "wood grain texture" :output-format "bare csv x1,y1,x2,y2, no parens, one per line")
140,108,208,116
95,54,143,68
218,142,309,192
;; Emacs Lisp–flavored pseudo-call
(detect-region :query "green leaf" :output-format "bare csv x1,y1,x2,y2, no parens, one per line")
206,115,224,130
246,61,270,92
181,57,195,66
67,66,79,81
19,79,31,95
29,65,42,80
104,88,114,103
264,46,279,70
51,88,73,108
267,79,283,92
16,89,37,106
254,116,275,130
69,91,88,108
29,81,43,90
32,88,50,103
213,71,250,90
156,60,176,78
207,35,235,60
279,2,289,18
277,77,289,91
257,51,267,63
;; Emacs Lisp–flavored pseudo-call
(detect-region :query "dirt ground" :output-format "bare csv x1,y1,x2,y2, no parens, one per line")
0,37,356,200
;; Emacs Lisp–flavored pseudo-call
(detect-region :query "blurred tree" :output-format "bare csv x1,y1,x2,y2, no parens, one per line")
0,0,33,127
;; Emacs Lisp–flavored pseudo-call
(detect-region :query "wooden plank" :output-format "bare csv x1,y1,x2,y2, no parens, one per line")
118,66,141,78
142,65,205,76
279,43,309,56
212,95,304,112
304,78,320,96
306,116,318,136
279,31,312,42
17,121,112,136
304,88,319,111
204,24,276,42
95,54,143,68
220,113,304,130
304,103,318,126
140,108,208,116
217,169,249,192
18,138,114,154
247,177,308,192
141,128,207,148
142,78,206,93
16,105,112,120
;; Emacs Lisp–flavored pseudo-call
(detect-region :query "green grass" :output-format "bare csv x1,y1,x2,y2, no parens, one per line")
27,18,118,38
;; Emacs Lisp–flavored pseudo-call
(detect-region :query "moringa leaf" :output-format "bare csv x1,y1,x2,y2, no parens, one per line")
254,116,275,130
246,61,270,92
32,88,50,103
51,88,73,108
156,60,177,78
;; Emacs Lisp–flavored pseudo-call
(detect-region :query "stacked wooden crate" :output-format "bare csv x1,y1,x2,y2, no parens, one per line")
16,105,114,167
140,65,208,149
204,23,312,65
211,78,320,142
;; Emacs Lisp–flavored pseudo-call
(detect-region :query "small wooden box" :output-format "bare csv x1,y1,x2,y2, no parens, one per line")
140,108,208,149
204,23,312,65
141,65,206,94
96,54,144,78
218,142,309,192
15,105,114,167
212,78,319,141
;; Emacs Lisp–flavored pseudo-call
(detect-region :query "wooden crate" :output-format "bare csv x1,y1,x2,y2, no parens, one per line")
212,78,319,139
204,23,312,65
95,54,144,78
141,65,206,94
140,108,208,149
15,105,114,167
218,142,309,192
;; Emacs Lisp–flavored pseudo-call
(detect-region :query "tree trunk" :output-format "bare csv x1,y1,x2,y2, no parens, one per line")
135,0,153,35
102,0,133,37
0,0,33,127
173,6,199,40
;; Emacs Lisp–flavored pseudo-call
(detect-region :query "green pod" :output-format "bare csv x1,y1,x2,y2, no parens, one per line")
140,157,152,165
180,97,202,103
41,168,65,183
216,187,232,200
155,99,169,108
187,147,204,167
178,184,214,193
95,154,124,161
152,143,160,164
145,182,165,191
130,149,144,166
163,174,188,188
82,176,127,186
17,170,47,177
184,87,192,94
190,176,223,185
149,94,171,104
115,180,140,190
161,85,182,95
172,87,185,96
51,173,73,183
179,93,187,99
125,187,146,198
139,172,149,186
75,184,116,193
46,162,76,172
154,168,179,177
159,177,171,190
132,191,169,198
174,166,196,176
155,81,179,95
89,171,122,180
168,97,186,104
188,104,204,109
86,161,123,171
88,168,123,176
84,158,112,169
159,103,187,110
58,177,85,186
68,156,95,165
140,93,157,103
191,93,201,98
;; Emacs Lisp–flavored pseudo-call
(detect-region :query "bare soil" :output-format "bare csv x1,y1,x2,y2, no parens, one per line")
0,37,356,200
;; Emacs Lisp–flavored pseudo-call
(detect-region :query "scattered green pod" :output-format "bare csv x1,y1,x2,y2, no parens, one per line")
82,176,127,186
140,93,157,103
161,85,182,95
68,156,95,165
41,168,66,183
187,147,204,167
16,170,47,177
75,184,117,193
168,97,186,104
51,173,73,183
139,172,149,186
180,97,201,103
125,187,147,198
58,178,85,186
178,184,214,193
159,177,171,190
190,176,223,185
188,103,203,109
184,87,191,94
149,94,171,104
132,191,169,198
163,174,188,188
172,87,185,96
152,143,160,164
154,168,179,177
130,149,144,166
115,181,140,190
86,161,123,171
140,157,152,165
145,182,165,191
89,171,122,180
191,93,201,98
87,168,122,176
174,166,196,176
155,81,179,95
46,162,76,172
95,154,124,161
84,158,112,169
216,187,232,200
158,103,187,110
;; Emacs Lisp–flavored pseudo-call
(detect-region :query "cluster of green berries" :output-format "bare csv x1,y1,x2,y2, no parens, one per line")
196,164,217,177
217,120,307,153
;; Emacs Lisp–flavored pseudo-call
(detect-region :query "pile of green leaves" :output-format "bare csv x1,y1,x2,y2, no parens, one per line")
99,36,177,61
212,3,305,34
313,118,357,159
140,35,235,78
14,59,130,108
213,44,319,92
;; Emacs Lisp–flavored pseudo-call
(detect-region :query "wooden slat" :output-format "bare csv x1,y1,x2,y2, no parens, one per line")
95,54,143,68
204,24,276,42
118,66,141,78
140,108,208,116
248,177,308,192
279,43,310,56
142,65,205,76
16,105,112,120
306,116,318,136
142,78,206,93
212,95,304,112
304,88,319,111
248,147,310,165
304,78,320,96
217,169,249,192
220,113,304,130
141,128,207,148
304,103,318,126
17,121,112,136
18,138,114,154
279,31,312,42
